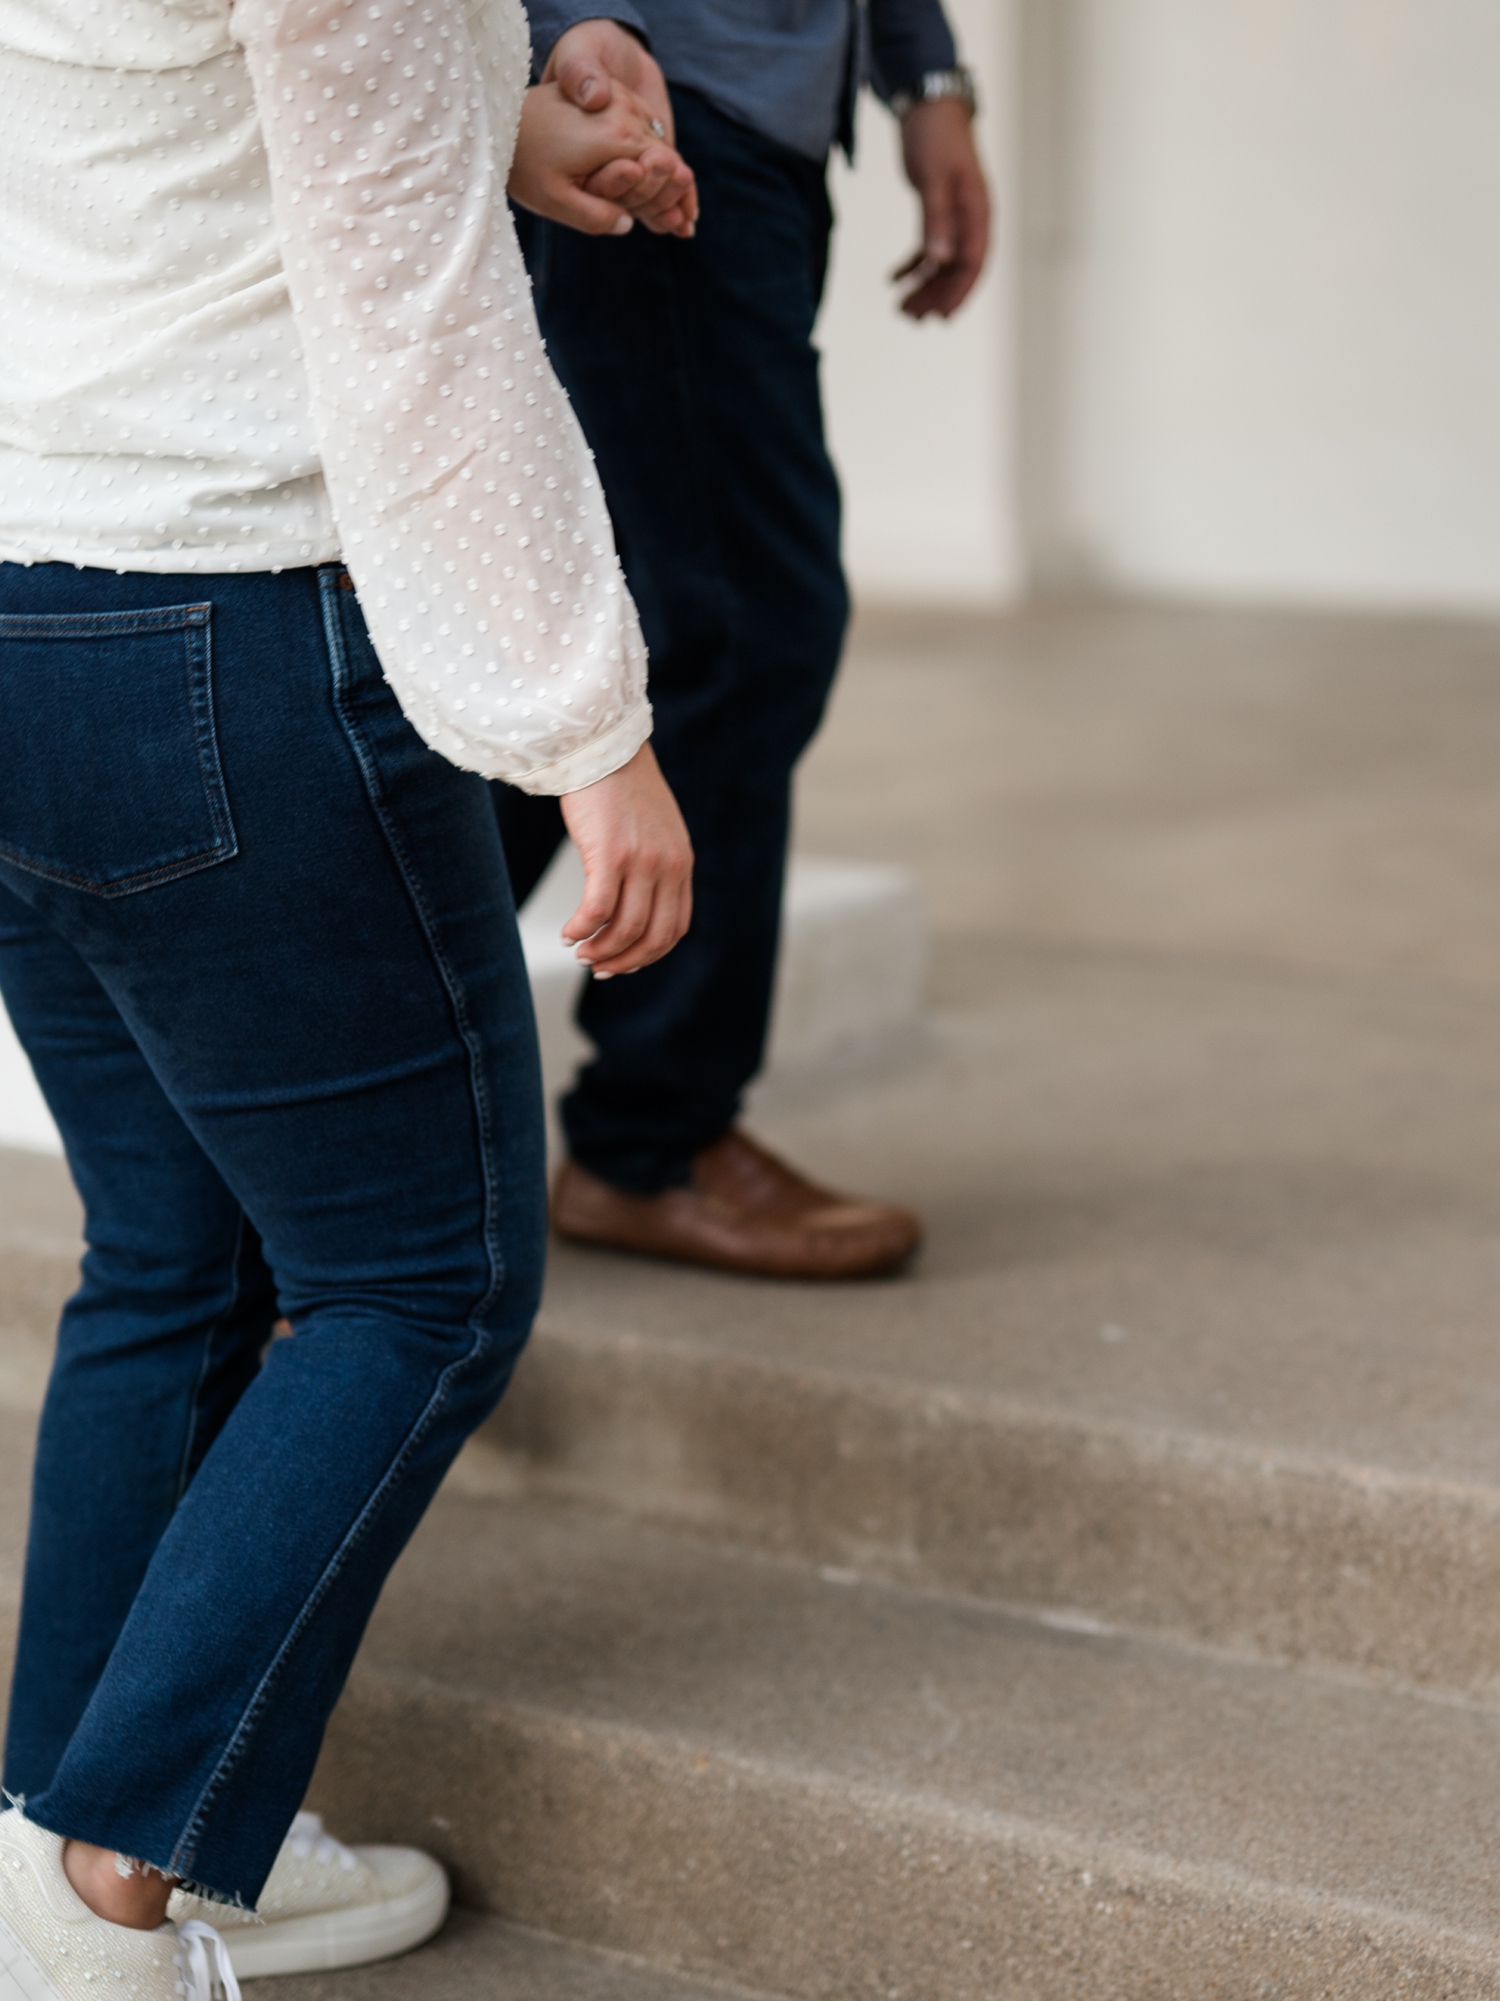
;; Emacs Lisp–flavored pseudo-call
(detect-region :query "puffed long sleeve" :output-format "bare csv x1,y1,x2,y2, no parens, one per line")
230,0,652,793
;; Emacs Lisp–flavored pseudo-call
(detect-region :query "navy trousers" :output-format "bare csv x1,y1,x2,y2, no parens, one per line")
503,87,849,1194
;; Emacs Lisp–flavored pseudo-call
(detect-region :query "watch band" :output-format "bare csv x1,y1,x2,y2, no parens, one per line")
889,64,978,120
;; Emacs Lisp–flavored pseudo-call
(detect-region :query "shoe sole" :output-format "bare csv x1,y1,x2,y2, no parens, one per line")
220,1860,450,1980
553,1219,922,1280
0,1907,66,2001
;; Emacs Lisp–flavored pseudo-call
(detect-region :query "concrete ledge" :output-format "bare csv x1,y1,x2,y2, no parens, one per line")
466,1320,1500,1702
518,849,928,1113
762,857,928,1075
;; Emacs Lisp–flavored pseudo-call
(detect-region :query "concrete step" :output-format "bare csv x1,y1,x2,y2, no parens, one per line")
308,1490,1500,2001
253,1908,779,2001
0,1151,82,1416
0,1407,35,1606
7,1388,1500,1999
440,935,1500,1703
460,1306,1500,1707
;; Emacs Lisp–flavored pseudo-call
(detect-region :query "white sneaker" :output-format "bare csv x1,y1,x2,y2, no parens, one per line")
170,1814,448,1979
0,1807,239,2001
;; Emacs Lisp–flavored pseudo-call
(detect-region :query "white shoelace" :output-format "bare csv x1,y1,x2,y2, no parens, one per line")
285,1812,358,1873
175,1920,243,2001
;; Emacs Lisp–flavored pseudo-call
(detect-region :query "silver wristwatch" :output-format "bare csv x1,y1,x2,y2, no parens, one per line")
889,64,978,120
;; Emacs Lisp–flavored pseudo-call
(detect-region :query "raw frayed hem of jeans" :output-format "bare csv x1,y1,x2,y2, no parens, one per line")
114,1852,179,1886
171,1877,258,1919
2,1802,253,1916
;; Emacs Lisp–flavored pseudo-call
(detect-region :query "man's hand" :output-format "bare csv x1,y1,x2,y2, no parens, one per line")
558,742,693,977
545,17,671,126
509,78,689,237
545,19,698,237
892,99,990,318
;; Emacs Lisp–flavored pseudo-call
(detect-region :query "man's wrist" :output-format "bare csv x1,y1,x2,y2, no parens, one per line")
553,11,649,33
540,10,652,74
583,15,649,47
889,64,978,120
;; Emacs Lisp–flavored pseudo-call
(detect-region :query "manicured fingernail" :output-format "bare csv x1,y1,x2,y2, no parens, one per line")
592,969,614,980
612,215,634,237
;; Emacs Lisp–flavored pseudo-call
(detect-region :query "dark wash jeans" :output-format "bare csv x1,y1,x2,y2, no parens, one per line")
0,562,545,1906
501,87,850,1194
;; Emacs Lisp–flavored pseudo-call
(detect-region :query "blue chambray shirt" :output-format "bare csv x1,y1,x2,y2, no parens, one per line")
523,0,959,162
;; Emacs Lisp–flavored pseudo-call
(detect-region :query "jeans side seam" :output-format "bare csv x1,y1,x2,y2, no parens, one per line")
170,570,511,1879
166,1318,492,1880
315,569,507,1329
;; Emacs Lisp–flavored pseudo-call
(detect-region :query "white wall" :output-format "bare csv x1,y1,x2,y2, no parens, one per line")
826,0,1500,615
1030,0,1500,611
818,0,1021,605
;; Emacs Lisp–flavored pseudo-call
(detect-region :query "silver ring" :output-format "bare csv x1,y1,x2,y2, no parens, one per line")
649,117,667,140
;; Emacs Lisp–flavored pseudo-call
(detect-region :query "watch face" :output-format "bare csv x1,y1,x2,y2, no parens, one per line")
925,68,975,104
894,66,977,119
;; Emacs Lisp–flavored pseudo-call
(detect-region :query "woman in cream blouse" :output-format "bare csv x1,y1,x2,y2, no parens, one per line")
0,0,693,1990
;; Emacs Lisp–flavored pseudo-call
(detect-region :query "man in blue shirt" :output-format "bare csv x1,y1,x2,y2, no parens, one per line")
501,0,990,1279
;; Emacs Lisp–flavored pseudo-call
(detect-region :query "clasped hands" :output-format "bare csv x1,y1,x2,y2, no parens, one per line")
509,19,697,240
508,21,990,314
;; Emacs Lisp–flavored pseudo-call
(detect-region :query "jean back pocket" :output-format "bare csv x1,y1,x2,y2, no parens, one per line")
0,602,237,897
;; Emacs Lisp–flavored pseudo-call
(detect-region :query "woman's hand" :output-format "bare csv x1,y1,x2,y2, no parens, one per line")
557,743,693,977
509,79,695,239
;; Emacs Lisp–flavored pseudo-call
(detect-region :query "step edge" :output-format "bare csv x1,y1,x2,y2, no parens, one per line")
437,1475,1500,1726
522,1317,1500,1514
478,1323,1500,1701
329,1658,1500,1981
498,1919,793,2001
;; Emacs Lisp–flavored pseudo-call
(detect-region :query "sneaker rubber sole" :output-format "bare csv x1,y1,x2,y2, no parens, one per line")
219,1853,450,1979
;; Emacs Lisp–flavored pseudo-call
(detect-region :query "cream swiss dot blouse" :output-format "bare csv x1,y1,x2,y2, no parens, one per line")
0,0,651,794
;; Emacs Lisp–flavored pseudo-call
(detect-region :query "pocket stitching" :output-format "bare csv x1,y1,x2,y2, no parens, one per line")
0,603,212,640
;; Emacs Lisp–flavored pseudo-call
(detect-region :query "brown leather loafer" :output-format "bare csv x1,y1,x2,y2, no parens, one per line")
551,1129,923,1280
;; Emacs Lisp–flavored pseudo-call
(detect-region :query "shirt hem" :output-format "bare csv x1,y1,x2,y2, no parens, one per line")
0,540,343,576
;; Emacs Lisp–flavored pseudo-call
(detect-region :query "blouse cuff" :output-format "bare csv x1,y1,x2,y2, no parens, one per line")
512,700,654,796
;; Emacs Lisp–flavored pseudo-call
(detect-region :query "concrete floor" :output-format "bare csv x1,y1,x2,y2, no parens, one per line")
673,597,1500,1485
804,599,1500,989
